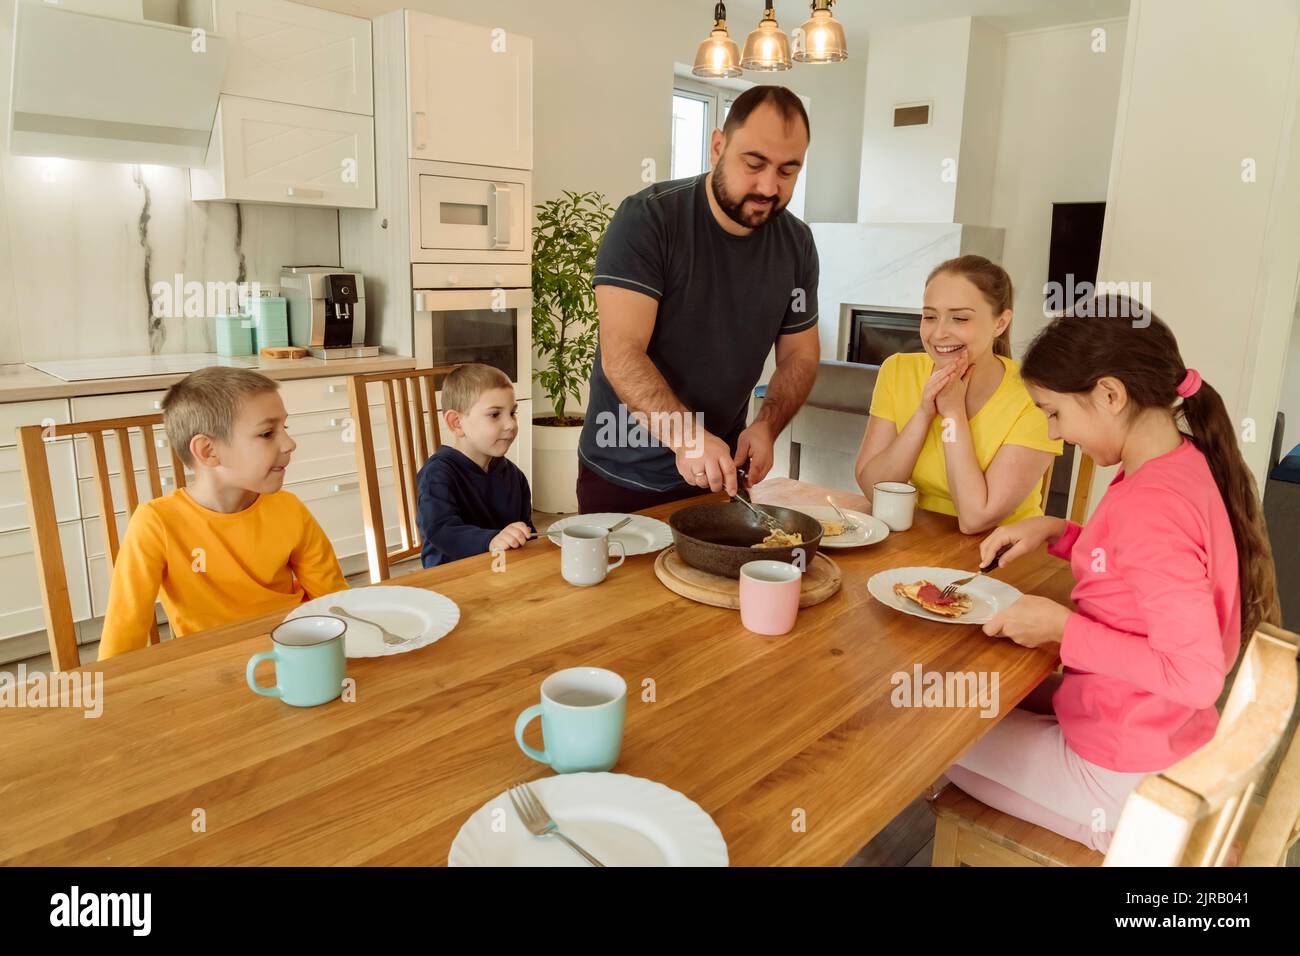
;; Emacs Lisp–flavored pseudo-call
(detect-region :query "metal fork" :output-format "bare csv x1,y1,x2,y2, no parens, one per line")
327,605,412,647
940,544,1014,599
508,782,606,867
824,496,862,533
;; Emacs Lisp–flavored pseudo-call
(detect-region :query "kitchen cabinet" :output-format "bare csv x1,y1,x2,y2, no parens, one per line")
190,95,376,208
406,12,533,170
185,0,374,115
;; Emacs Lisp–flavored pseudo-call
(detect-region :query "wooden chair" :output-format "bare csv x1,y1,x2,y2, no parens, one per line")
347,365,459,583
18,413,185,670
1039,445,1096,523
931,623,1300,867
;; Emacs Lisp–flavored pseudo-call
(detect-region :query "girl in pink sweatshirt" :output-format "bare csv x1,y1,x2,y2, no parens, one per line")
940,297,1280,852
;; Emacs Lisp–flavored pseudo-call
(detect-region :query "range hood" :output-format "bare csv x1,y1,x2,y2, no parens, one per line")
9,1,229,167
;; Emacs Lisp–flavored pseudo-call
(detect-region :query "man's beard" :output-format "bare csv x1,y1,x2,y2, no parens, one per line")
711,161,786,230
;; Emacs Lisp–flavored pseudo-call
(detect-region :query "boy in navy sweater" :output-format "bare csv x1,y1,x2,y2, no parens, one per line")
416,364,534,567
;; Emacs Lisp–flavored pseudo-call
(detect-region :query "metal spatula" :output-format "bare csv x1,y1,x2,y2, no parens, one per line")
732,467,783,533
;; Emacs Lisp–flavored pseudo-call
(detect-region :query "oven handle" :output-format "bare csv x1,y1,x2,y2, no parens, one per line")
488,183,513,249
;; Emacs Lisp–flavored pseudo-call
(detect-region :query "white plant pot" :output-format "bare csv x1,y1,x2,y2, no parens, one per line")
532,416,582,514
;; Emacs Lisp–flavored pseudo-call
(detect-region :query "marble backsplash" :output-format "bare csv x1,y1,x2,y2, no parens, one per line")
0,0,340,368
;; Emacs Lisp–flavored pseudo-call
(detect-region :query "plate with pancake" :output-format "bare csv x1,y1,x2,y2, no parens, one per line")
790,505,889,549
867,566,1023,625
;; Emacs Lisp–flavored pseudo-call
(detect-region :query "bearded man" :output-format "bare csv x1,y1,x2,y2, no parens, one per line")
577,85,821,512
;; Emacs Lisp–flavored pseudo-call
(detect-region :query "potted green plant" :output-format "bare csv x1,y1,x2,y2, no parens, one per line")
531,190,614,513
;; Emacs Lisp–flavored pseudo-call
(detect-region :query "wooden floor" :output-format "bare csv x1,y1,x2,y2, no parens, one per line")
846,797,935,867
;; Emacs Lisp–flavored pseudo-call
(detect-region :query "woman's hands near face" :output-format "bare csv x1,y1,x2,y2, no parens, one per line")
934,355,973,421
921,358,965,417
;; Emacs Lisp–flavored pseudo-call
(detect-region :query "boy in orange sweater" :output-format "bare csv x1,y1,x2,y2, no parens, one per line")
98,367,347,659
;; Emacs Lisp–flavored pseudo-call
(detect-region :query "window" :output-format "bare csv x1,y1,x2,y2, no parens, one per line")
670,75,808,220
671,90,711,179
672,78,737,180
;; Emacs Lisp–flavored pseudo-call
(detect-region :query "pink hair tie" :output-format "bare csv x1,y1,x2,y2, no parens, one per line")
1176,368,1202,398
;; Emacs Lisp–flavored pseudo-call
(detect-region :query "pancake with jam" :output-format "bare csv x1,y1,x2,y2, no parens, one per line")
893,580,973,618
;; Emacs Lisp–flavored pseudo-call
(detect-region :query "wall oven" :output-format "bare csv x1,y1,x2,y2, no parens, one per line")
413,264,532,403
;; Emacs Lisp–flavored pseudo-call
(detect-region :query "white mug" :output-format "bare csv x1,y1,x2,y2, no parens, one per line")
561,524,626,586
873,481,918,531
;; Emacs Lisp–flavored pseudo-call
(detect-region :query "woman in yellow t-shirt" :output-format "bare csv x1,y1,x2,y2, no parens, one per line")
855,255,1062,533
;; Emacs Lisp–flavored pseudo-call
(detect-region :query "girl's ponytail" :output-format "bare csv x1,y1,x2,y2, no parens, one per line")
1178,378,1280,637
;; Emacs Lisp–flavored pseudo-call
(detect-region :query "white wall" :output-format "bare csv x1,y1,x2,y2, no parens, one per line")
988,17,1128,353
1090,0,1300,496
952,19,1007,227
857,18,972,223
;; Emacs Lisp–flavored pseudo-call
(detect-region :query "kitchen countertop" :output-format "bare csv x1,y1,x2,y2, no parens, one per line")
0,354,417,403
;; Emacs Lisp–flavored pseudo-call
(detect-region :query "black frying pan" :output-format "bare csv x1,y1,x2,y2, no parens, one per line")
668,500,823,579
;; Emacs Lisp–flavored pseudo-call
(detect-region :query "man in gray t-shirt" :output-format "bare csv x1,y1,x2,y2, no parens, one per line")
577,85,821,514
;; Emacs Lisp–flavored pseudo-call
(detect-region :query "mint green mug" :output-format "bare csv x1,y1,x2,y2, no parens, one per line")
246,615,347,707
515,667,627,773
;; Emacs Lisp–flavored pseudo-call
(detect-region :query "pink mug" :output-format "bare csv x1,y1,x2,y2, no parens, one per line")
739,560,803,635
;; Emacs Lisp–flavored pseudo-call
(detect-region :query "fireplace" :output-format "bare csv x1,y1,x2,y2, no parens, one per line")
846,308,924,366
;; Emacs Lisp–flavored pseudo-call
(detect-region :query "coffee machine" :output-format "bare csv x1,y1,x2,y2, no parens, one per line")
279,266,378,360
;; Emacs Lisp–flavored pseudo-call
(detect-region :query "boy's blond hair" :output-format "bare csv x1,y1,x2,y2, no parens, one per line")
163,366,281,466
441,363,514,414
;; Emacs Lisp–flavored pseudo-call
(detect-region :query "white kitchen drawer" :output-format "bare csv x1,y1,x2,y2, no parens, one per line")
290,466,400,560
70,390,168,423
190,95,376,209
279,376,407,416
0,440,79,533
205,0,374,115
278,376,352,415
1,399,71,447
411,263,530,290
0,521,92,639
281,409,393,486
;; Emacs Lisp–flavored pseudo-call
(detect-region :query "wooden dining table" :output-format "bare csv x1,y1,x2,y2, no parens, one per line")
0,477,1074,866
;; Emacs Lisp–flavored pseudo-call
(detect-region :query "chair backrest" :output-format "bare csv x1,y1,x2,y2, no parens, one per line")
18,413,184,670
1069,448,1096,524
1105,623,1300,866
1039,446,1096,522
346,365,460,583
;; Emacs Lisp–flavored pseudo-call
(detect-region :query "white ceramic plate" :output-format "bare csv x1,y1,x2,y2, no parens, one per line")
285,585,460,658
867,566,1024,626
448,772,728,867
545,513,673,557
789,505,889,549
